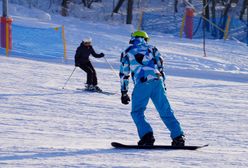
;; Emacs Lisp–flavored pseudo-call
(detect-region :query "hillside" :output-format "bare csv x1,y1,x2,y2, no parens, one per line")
0,2,248,168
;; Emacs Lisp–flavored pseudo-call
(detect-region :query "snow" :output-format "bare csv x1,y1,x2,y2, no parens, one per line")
0,2,248,168
6,2,51,21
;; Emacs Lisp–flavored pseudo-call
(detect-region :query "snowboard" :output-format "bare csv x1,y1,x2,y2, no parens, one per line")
76,88,115,95
111,142,208,150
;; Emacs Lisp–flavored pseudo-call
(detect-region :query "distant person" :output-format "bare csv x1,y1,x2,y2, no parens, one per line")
75,37,104,92
119,31,185,146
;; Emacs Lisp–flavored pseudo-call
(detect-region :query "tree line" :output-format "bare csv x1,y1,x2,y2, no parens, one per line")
61,0,247,26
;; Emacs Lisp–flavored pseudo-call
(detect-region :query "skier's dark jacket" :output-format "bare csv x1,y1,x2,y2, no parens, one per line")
75,41,103,65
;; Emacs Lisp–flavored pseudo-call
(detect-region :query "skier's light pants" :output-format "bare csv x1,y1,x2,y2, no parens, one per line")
131,79,183,139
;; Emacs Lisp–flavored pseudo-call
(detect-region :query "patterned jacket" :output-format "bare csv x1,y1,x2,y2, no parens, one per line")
119,37,165,92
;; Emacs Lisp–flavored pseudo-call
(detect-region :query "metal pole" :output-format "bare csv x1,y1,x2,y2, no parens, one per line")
3,0,8,17
103,57,119,78
62,67,77,89
202,3,207,57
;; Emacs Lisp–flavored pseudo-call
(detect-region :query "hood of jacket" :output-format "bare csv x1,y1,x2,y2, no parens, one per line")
129,37,147,46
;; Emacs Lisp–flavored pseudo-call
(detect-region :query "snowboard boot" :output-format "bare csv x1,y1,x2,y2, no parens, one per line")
172,135,185,146
138,132,155,146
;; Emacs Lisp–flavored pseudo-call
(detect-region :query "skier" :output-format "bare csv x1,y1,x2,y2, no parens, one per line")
75,37,104,92
119,31,185,146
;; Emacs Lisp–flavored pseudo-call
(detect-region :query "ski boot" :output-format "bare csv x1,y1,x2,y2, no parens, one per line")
93,85,102,92
172,135,185,146
85,84,95,91
138,132,155,146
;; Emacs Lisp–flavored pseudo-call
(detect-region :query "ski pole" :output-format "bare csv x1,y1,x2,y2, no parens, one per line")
103,56,119,78
62,67,77,89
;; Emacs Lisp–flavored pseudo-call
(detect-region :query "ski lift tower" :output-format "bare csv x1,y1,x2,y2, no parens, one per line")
1,0,12,54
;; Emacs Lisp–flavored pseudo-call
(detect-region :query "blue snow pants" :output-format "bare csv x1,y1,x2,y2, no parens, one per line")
131,79,184,139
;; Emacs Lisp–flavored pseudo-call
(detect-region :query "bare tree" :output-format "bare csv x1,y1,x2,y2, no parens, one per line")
240,0,248,20
82,0,94,8
112,0,134,24
174,0,178,13
126,0,133,24
203,0,210,31
112,0,125,14
211,0,217,37
61,0,70,16
219,0,238,38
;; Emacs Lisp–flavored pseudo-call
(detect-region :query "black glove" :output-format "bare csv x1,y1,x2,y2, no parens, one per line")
121,91,130,105
100,53,105,57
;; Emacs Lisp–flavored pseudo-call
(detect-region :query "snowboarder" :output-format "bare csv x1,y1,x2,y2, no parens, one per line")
119,31,185,146
75,37,105,92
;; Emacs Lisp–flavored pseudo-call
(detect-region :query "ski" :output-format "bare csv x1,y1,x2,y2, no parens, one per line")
111,142,208,150
76,88,115,95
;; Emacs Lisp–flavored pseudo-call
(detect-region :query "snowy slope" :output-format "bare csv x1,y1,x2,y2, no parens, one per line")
1,54,248,168
0,3,248,168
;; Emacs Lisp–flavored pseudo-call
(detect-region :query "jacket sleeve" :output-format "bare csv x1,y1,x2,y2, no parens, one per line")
75,46,81,64
153,47,165,81
90,46,103,58
119,51,130,92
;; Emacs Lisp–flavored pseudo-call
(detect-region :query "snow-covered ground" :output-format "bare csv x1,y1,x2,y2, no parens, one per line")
0,3,248,168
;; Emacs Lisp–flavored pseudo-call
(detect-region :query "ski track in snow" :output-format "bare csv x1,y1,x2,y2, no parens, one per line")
0,56,248,167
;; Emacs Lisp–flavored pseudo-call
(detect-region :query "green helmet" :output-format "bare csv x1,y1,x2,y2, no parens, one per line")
131,31,149,41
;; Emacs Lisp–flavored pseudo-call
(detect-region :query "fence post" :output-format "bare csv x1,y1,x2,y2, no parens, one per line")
137,11,144,30
62,25,67,60
224,15,231,40
184,7,194,39
180,14,186,38
0,17,12,56
6,19,9,56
